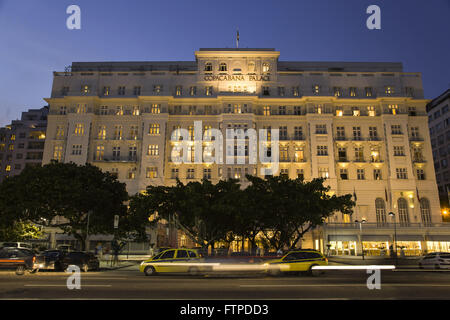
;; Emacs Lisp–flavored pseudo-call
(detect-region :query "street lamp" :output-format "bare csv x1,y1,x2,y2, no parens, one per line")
355,218,366,260
388,212,398,266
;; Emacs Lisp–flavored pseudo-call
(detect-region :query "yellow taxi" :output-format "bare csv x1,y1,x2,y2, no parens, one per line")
264,250,328,276
140,248,204,276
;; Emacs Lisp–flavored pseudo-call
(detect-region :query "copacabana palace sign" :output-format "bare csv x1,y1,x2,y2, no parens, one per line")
203,74,270,81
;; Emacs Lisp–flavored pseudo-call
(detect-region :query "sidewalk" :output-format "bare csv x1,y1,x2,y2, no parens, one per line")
328,255,420,268
99,260,140,271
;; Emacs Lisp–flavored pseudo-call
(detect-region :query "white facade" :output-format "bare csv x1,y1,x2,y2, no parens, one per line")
42,48,449,255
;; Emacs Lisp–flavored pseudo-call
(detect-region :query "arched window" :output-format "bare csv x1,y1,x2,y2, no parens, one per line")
398,198,410,226
375,198,387,226
204,62,212,72
219,63,227,72
420,198,432,226
262,62,270,73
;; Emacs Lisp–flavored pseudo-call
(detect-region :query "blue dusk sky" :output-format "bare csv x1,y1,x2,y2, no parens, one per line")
0,0,449,126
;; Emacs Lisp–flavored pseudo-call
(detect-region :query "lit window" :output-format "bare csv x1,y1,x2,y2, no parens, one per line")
95,145,104,160
74,124,84,136
146,167,158,178
151,104,161,114
81,85,90,94
132,106,140,116
318,167,329,178
103,87,110,96
175,86,182,96
263,106,271,116
334,87,341,97
129,126,138,140
116,106,124,115
153,85,162,94
368,106,375,116
389,105,398,115
312,85,320,95
53,145,63,160
149,124,160,135
349,87,357,97
385,86,395,95
114,125,123,140
98,126,106,140
314,105,322,114
148,144,159,156
262,62,270,73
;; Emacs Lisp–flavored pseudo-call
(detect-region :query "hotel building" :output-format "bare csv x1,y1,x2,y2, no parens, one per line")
42,48,450,255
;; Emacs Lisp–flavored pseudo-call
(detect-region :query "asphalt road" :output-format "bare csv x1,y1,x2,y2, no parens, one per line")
1,266,450,300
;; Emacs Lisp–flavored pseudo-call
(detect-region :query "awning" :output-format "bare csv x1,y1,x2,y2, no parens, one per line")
426,235,450,241
361,235,390,241
396,235,424,241
328,235,358,241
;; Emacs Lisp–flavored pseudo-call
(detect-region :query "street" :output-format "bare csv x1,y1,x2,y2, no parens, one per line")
1,264,450,300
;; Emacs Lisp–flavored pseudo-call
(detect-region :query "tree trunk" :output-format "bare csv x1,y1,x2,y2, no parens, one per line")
74,233,86,251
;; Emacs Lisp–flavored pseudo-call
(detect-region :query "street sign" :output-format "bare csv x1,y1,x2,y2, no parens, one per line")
114,215,119,229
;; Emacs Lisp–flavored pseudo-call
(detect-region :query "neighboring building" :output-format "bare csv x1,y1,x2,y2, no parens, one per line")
0,106,49,182
42,48,449,255
426,89,450,211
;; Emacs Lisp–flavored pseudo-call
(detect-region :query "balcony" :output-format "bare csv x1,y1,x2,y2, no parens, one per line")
409,137,424,142
93,157,137,163
413,158,426,164
335,136,347,141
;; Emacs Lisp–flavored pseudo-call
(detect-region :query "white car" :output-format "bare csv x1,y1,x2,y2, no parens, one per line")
1,242,33,250
418,252,450,269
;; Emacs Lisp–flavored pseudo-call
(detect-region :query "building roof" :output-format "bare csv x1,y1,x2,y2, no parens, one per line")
426,88,450,112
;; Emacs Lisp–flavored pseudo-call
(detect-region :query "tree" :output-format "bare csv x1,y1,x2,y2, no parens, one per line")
132,178,242,254
0,162,129,250
0,221,43,242
244,175,355,250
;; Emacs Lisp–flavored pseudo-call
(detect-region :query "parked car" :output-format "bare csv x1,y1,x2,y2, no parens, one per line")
1,242,33,250
56,244,74,253
140,248,205,276
419,252,450,269
34,250,68,271
0,247,37,275
263,249,328,276
63,251,100,272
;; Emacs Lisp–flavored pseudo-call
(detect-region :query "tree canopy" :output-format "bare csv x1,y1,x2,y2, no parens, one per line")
0,162,133,249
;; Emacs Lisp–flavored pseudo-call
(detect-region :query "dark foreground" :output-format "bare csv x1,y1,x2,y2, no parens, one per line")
0,266,450,300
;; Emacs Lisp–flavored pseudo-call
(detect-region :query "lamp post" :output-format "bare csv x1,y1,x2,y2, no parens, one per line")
355,218,366,260
389,212,398,266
